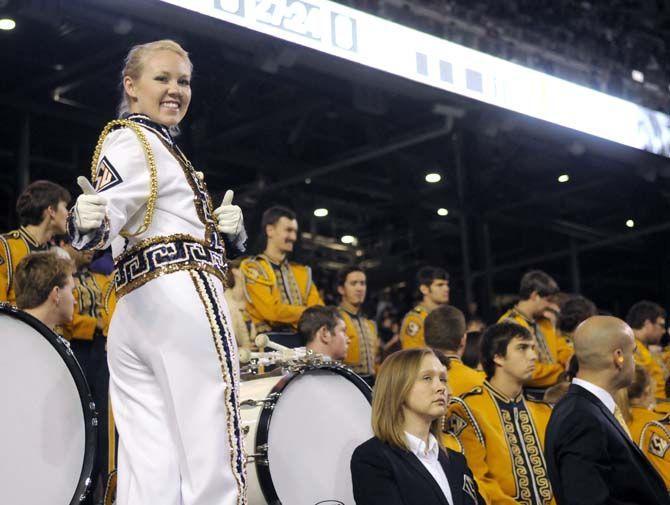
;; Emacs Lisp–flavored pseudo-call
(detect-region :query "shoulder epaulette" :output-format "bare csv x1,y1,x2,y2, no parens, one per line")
0,234,14,290
92,119,158,238
240,256,274,287
461,385,484,399
448,396,485,446
640,419,670,454
1,230,21,240
526,397,554,409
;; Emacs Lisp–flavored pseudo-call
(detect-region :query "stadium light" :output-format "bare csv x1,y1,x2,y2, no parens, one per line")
313,208,328,217
557,174,570,183
626,219,635,228
341,235,356,244
425,173,441,183
0,18,16,31
437,208,449,216
631,70,645,83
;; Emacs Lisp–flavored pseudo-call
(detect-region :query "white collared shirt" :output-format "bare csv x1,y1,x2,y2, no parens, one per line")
405,432,454,505
572,378,616,414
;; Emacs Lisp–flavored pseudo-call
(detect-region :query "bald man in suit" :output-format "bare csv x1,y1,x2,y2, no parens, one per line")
544,316,669,505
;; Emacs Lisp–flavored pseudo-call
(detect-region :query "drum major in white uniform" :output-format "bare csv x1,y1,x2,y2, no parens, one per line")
69,113,247,505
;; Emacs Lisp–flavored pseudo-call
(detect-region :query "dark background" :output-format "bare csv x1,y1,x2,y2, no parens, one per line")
3,0,670,321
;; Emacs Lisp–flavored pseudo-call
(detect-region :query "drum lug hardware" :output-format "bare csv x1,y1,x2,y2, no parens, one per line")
242,425,250,436
92,418,98,427
240,398,276,409
247,443,268,465
89,401,96,411
79,478,92,501
246,454,268,466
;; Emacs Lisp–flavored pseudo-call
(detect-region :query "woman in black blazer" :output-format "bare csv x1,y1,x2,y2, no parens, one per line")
351,348,484,505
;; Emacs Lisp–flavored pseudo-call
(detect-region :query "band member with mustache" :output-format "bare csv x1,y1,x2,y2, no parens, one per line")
337,265,379,376
400,266,450,349
0,180,71,305
241,206,323,333
447,322,555,505
68,40,247,505
351,348,484,505
499,270,572,388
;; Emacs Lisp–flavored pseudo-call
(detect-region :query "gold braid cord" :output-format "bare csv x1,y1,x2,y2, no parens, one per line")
90,119,158,238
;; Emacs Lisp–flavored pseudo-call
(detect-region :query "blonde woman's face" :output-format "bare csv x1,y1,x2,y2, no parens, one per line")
404,354,449,421
124,50,191,126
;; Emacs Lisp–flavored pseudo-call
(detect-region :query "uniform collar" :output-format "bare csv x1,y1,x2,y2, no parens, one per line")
260,252,288,267
405,431,439,461
19,226,45,249
339,301,362,317
124,113,175,147
511,306,535,326
484,380,524,404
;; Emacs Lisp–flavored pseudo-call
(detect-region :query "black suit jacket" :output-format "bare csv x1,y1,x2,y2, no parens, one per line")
544,383,670,505
351,436,484,505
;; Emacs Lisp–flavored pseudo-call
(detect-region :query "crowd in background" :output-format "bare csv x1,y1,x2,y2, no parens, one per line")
4,178,670,504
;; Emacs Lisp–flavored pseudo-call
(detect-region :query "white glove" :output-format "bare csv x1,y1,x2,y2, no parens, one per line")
73,176,108,232
213,190,244,236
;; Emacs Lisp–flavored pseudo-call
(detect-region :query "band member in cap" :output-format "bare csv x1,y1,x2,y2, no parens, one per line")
337,265,379,376
0,180,70,304
68,40,247,505
400,266,450,349
241,206,323,333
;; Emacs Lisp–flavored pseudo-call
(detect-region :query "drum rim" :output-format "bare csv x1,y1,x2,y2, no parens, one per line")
0,303,97,505
254,363,372,504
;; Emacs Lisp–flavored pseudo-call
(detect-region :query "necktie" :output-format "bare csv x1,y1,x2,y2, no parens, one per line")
613,406,633,439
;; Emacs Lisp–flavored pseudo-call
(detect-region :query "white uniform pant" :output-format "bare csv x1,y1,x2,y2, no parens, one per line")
107,270,247,505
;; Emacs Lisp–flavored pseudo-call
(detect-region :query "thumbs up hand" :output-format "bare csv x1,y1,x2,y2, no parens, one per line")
73,176,108,232
213,190,244,236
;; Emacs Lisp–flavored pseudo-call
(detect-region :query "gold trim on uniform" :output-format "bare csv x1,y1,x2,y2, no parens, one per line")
0,227,50,303
339,307,377,375
113,234,227,299
189,270,247,504
487,382,553,505
91,119,158,238
448,393,486,447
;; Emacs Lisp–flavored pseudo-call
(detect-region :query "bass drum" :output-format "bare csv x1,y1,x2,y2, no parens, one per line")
0,303,97,505
240,363,373,505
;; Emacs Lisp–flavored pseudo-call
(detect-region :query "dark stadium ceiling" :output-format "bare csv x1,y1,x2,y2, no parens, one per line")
2,0,670,316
